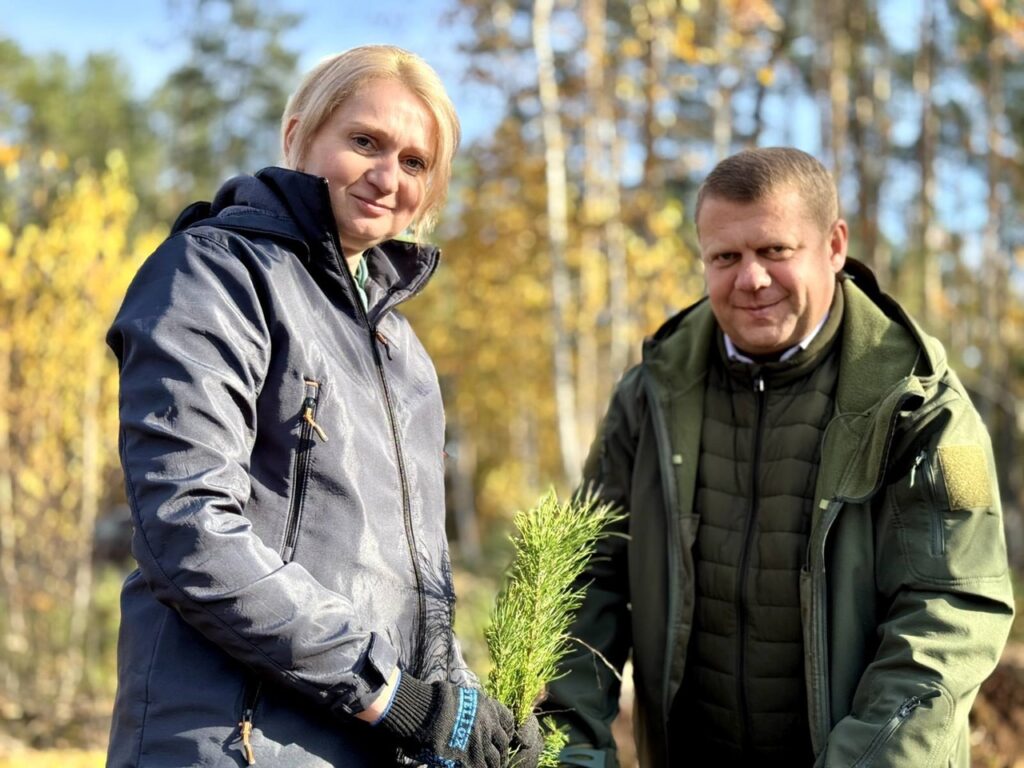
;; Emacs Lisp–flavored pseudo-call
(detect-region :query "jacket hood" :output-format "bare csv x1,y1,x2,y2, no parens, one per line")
172,167,440,314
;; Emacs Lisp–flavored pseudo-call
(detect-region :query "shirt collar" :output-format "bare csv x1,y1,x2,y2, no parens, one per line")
724,310,831,364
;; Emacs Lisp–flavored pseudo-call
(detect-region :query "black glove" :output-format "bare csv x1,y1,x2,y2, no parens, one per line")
509,713,543,768
378,673,516,768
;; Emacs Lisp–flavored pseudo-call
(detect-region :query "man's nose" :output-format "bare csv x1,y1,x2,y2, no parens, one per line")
735,255,771,291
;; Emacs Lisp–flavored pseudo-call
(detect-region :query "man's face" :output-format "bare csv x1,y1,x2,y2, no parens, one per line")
285,78,437,256
697,186,847,357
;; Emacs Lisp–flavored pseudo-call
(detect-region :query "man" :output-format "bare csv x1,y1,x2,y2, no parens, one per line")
544,148,1014,767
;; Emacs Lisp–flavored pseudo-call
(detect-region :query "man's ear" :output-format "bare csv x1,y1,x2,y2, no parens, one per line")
829,218,849,273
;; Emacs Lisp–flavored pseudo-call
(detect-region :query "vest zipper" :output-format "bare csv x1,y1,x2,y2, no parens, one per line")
736,371,766,750
851,689,940,767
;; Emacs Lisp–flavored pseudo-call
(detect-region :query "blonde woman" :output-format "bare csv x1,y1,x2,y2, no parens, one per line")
106,45,540,768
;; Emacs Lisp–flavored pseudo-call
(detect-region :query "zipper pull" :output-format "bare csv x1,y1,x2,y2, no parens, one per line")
302,398,329,442
754,374,765,393
375,330,393,361
239,709,256,765
897,689,941,719
910,450,926,487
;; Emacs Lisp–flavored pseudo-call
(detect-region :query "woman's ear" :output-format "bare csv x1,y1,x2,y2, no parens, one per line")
283,116,302,168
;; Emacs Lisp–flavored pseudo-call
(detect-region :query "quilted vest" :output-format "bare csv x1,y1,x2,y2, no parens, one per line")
670,289,844,765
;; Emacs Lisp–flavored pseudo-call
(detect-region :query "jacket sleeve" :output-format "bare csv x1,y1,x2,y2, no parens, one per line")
541,372,639,768
822,382,1015,767
107,232,398,718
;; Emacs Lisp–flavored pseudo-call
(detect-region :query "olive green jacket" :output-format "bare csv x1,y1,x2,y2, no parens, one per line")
546,261,1014,767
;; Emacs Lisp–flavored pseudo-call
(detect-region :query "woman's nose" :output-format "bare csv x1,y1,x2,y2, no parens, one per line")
365,155,399,194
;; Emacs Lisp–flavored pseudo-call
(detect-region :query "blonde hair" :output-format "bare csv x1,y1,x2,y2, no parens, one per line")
281,45,460,241
695,147,838,232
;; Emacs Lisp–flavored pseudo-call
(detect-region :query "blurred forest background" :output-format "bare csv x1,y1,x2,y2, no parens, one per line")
1,0,1023,765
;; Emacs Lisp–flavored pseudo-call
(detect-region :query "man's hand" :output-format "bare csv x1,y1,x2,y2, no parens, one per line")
377,673,517,767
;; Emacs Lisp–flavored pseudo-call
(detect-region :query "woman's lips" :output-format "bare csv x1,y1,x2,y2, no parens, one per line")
353,195,392,214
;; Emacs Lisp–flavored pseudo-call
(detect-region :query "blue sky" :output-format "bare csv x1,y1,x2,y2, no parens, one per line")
3,0,501,141
4,0,991,242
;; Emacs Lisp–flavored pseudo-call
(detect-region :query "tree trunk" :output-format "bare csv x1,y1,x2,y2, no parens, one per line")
56,349,102,723
751,0,795,146
639,0,669,195
533,0,580,484
916,1,942,328
0,331,25,710
847,0,890,278
449,423,481,566
828,2,850,182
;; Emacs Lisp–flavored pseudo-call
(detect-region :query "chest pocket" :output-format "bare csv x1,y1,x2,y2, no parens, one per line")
891,444,1007,584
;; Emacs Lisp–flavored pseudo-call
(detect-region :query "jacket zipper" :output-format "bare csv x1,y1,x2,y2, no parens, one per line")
282,380,325,562
851,690,941,767
735,371,766,750
375,330,393,360
370,334,427,673
318,174,429,676
643,376,685,756
237,680,262,765
806,393,914,753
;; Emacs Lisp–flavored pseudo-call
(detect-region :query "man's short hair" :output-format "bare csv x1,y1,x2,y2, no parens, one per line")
281,45,461,242
695,147,839,232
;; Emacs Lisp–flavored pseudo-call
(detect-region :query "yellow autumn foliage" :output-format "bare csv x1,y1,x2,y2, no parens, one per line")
0,749,104,768
0,149,160,720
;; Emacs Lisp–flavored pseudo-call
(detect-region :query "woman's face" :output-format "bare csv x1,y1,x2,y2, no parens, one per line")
287,78,437,256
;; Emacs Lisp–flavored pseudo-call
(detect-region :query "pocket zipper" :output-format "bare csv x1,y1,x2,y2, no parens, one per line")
912,449,944,556
852,689,941,767
238,680,262,765
283,380,323,562
302,394,328,443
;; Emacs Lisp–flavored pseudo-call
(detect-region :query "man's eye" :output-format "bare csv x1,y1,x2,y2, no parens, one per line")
353,135,374,150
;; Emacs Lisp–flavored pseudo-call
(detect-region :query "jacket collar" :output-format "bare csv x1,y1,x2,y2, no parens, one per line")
640,258,945,503
640,259,944,398
175,167,440,320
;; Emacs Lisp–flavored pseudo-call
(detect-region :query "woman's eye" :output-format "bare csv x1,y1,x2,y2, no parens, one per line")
403,157,427,173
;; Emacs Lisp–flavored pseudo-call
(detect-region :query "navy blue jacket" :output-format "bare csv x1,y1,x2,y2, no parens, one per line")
106,167,472,766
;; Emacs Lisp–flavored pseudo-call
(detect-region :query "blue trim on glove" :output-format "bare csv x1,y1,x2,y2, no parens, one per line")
448,687,478,751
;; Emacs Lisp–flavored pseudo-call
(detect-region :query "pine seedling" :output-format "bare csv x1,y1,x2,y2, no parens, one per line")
485,489,622,766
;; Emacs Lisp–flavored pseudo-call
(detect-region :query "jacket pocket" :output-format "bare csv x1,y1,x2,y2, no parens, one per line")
851,690,940,767
892,443,1007,583
911,450,945,556
282,379,326,562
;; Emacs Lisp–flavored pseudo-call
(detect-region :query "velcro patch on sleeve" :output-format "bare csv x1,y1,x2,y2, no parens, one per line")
936,444,993,510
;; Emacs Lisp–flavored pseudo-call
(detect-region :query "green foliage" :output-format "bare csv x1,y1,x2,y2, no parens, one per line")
153,0,301,213
485,490,622,765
